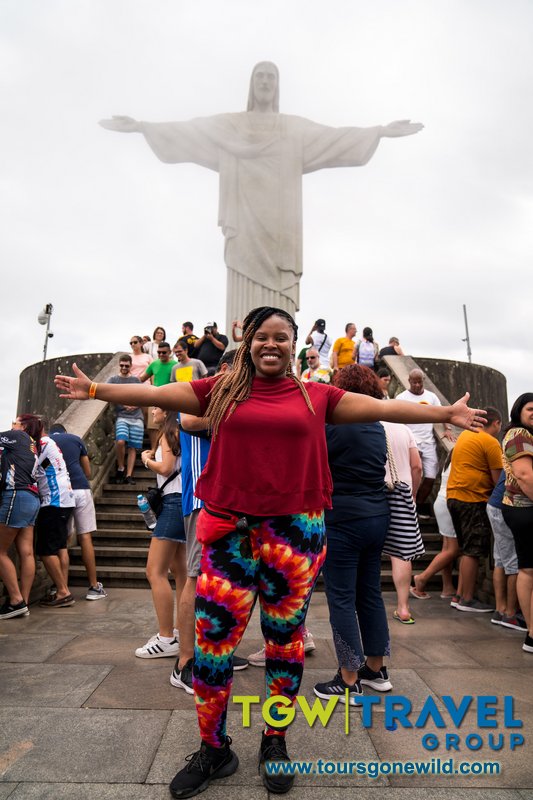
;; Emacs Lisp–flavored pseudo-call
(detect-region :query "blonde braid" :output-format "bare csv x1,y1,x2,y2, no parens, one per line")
285,362,315,415
204,306,315,438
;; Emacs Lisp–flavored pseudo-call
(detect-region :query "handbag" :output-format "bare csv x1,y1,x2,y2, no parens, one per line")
146,469,180,518
196,504,249,545
382,433,425,561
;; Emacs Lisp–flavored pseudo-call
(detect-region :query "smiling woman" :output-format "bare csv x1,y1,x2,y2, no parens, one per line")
54,305,486,798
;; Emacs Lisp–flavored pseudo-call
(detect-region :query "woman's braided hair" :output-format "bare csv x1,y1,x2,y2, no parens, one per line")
205,306,315,438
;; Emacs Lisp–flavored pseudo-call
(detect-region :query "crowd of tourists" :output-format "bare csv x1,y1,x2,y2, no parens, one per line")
2,307,532,799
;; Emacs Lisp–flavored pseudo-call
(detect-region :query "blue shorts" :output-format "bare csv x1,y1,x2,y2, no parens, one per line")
115,417,144,450
0,489,40,528
152,493,186,542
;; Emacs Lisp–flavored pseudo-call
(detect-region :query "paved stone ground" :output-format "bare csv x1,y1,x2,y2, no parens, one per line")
0,588,532,798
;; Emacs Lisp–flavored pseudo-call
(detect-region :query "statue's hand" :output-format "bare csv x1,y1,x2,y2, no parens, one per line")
99,115,140,133
382,120,424,138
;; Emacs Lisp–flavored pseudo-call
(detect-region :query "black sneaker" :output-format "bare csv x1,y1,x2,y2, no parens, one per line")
523,634,533,654
313,670,363,705
259,732,294,794
233,655,249,671
500,614,528,631
358,662,393,692
170,658,194,694
169,736,238,798
0,599,29,619
115,470,125,485
124,476,136,485
456,597,494,613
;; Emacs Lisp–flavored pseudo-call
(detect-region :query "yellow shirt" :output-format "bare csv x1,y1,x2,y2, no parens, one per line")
332,337,355,368
447,430,503,503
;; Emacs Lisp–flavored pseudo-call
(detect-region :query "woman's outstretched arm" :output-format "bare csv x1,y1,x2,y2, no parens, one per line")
55,363,201,414
331,391,486,432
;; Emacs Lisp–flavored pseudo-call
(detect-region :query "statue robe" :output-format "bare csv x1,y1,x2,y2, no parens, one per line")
140,112,383,322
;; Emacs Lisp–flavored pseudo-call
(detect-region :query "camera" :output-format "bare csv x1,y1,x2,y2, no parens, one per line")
204,326,214,335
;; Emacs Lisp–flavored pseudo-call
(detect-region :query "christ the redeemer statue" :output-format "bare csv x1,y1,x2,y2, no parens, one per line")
100,61,423,325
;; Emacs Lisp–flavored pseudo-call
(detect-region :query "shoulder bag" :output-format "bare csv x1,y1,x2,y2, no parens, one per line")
146,468,180,518
382,434,425,561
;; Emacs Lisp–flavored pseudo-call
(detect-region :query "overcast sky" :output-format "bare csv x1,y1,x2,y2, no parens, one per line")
2,0,531,424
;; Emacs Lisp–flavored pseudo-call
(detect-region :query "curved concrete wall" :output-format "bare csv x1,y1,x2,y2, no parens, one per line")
413,357,508,420
18,353,509,424
17,353,114,423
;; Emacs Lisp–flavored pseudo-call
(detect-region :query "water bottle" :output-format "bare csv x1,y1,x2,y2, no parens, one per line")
137,494,157,530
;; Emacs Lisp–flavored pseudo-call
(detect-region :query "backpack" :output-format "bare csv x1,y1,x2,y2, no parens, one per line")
357,340,376,368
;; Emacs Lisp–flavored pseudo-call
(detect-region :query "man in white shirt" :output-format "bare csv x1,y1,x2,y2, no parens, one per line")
396,369,453,513
305,318,332,369
300,349,332,384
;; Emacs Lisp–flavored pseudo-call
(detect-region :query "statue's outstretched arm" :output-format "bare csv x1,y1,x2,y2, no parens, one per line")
381,120,424,138
99,116,141,133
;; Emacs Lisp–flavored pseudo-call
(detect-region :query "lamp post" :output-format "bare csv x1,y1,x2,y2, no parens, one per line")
37,303,54,361
461,303,472,364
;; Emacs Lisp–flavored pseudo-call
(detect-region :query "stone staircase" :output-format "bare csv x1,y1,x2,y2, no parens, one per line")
68,459,156,589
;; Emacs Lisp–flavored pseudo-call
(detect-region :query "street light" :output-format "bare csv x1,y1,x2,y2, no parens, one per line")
37,303,54,361
461,303,472,364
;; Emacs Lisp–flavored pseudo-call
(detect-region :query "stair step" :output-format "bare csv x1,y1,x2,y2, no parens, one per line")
94,528,152,540
70,544,149,560
69,564,153,589
96,497,147,508
96,507,144,525
101,483,155,494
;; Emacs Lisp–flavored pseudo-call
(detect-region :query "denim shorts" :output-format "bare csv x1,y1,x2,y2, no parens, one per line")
0,489,40,528
152,493,185,542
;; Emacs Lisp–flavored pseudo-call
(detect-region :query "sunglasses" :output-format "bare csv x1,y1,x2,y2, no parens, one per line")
129,340,139,345
119,364,130,369
158,350,170,355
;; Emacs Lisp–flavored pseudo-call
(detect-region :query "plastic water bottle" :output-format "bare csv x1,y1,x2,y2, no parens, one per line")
137,494,157,530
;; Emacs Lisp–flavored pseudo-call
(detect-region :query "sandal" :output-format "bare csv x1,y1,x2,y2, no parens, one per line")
393,610,415,625
409,585,431,600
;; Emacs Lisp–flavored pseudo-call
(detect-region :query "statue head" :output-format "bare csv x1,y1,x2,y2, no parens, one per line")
247,61,279,112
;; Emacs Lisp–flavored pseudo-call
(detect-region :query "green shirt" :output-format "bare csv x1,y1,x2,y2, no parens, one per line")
145,359,174,386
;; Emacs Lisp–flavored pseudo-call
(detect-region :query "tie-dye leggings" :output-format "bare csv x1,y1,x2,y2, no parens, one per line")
193,509,326,747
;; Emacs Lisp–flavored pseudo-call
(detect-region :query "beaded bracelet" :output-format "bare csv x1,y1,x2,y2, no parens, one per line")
88,382,98,399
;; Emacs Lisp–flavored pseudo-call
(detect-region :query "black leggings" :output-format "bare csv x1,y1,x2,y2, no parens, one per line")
501,505,533,569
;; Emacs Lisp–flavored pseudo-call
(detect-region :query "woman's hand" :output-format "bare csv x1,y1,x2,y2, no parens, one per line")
141,449,154,467
55,363,92,400
449,393,486,431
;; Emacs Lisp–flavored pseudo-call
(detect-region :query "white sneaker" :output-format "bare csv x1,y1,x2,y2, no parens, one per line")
247,645,266,667
86,582,107,601
135,635,180,659
303,628,316,653
146,630,180,646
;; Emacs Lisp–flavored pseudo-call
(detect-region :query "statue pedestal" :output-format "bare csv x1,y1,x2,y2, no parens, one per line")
226,268,297,330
